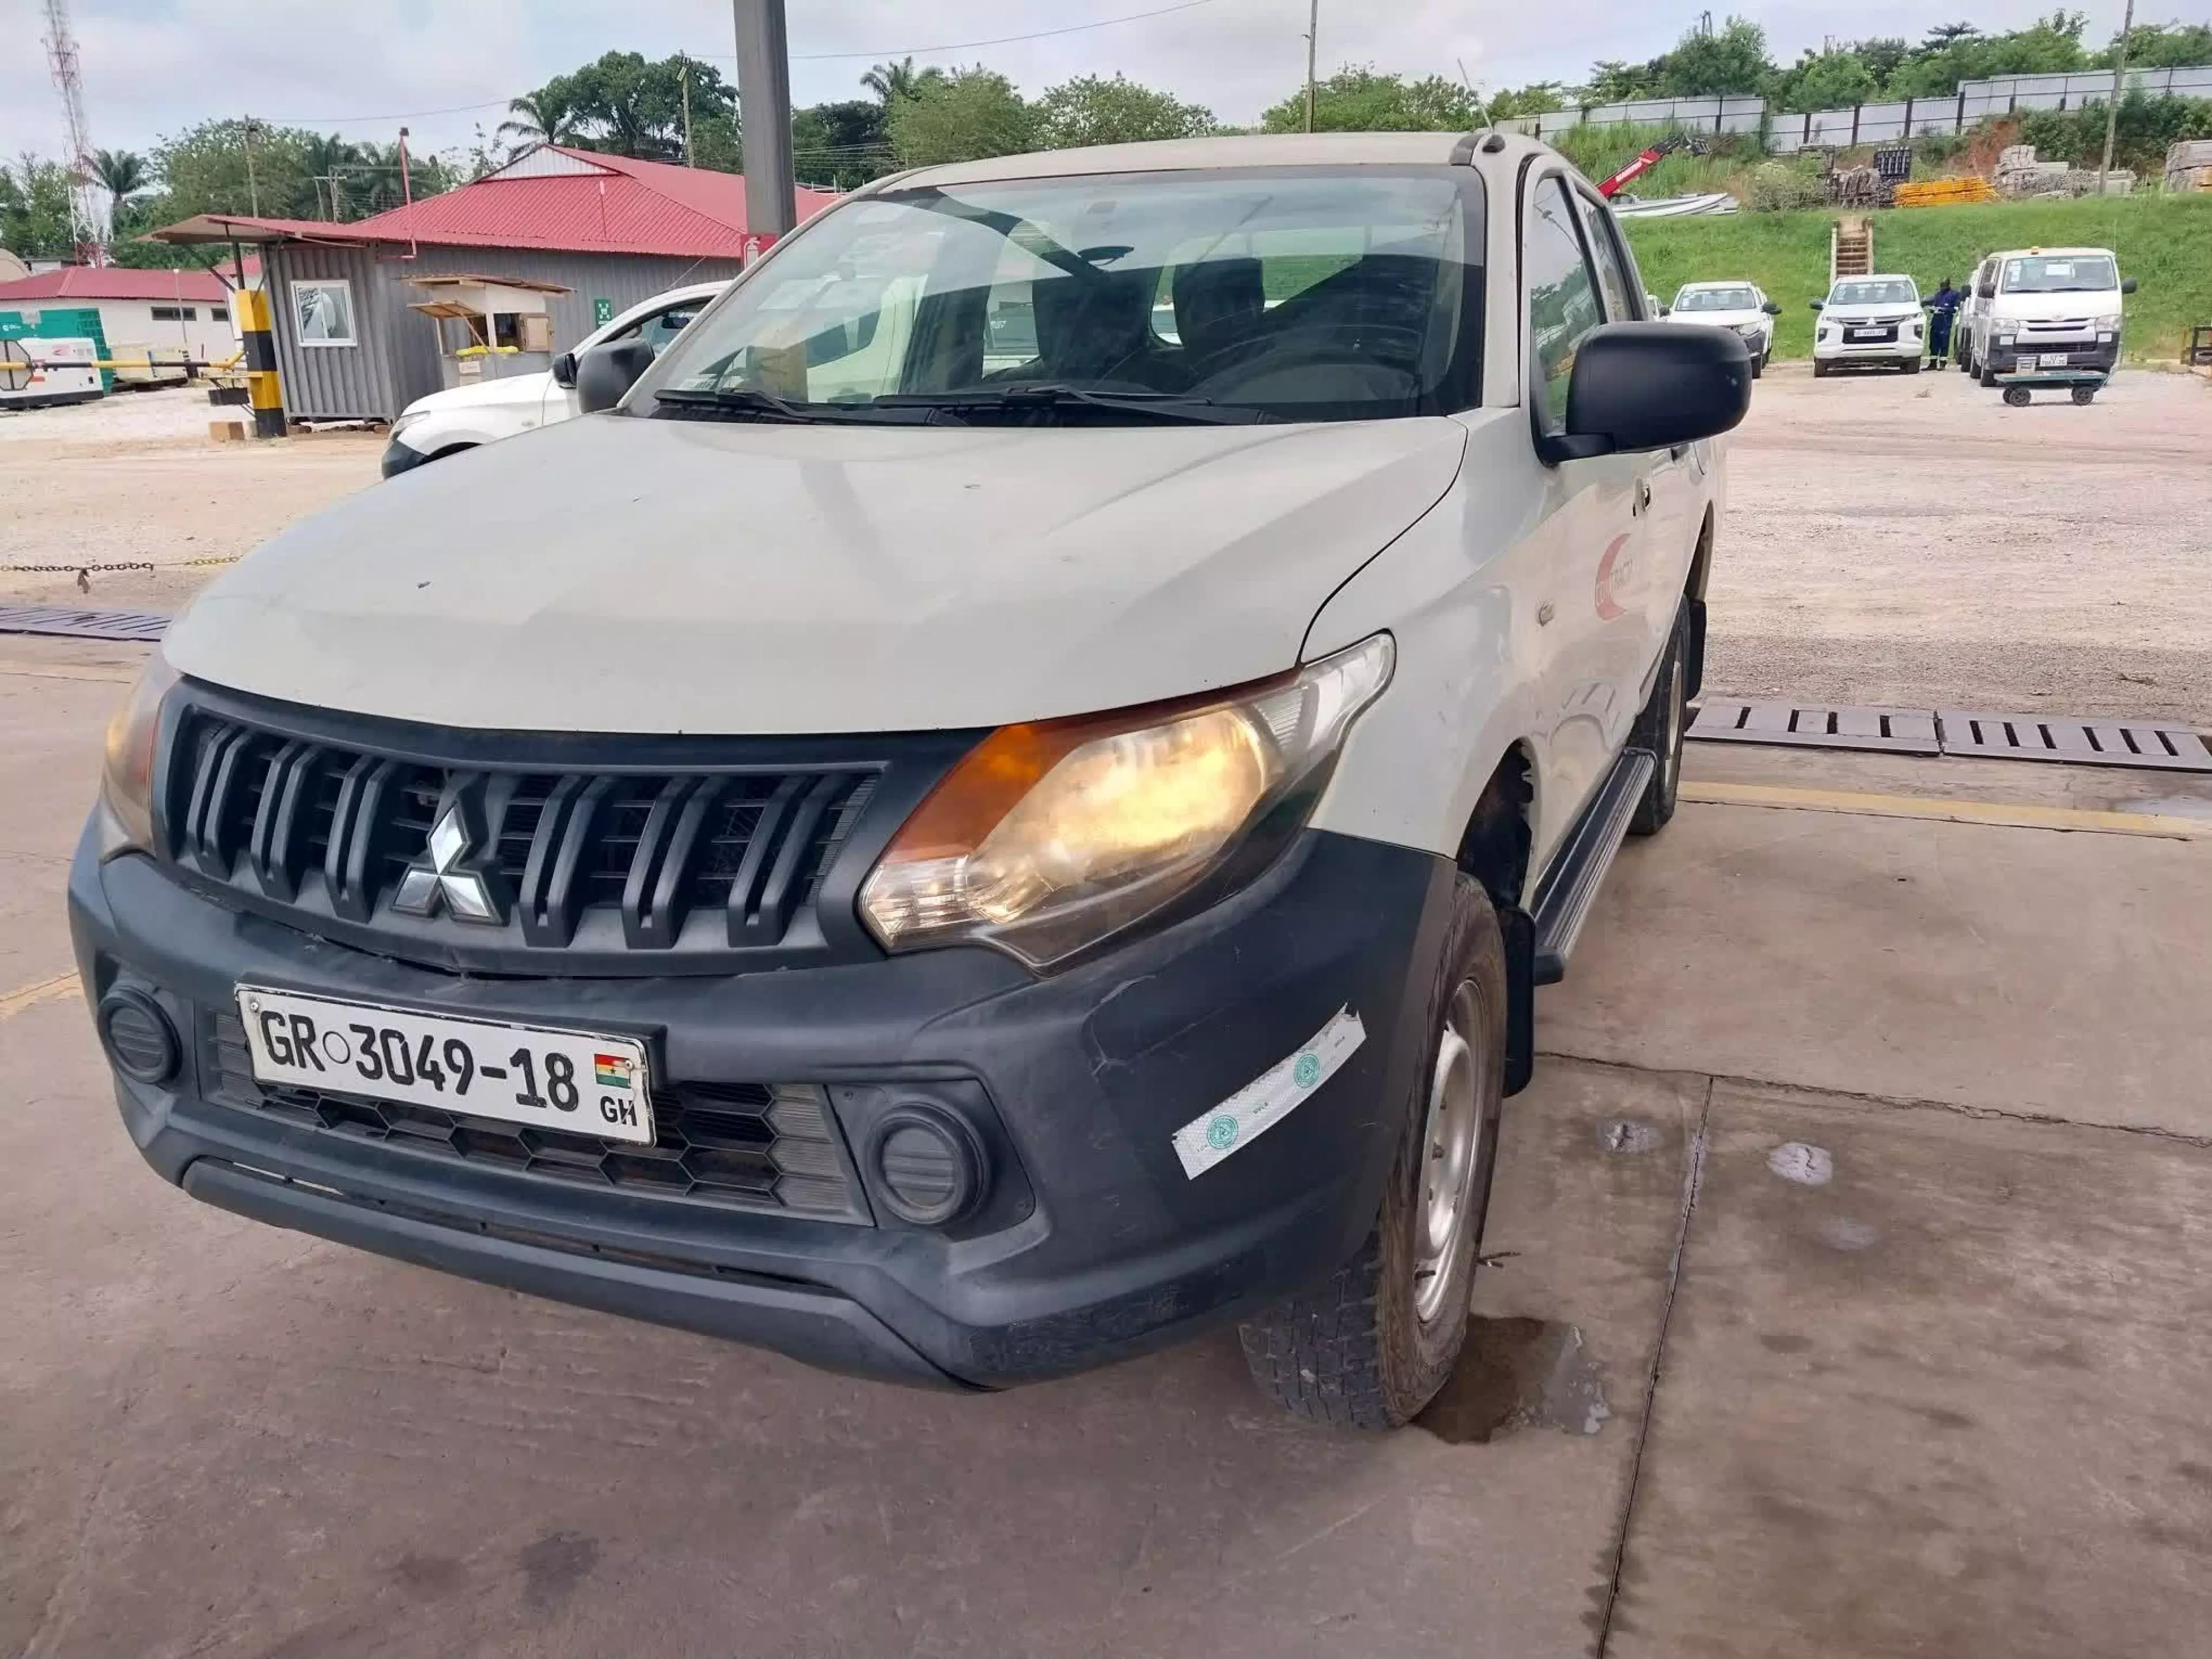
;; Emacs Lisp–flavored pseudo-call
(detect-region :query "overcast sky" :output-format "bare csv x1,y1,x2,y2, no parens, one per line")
5,0,2154,171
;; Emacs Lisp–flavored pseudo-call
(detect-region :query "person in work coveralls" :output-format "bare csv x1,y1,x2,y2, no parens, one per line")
1925,278,1961,367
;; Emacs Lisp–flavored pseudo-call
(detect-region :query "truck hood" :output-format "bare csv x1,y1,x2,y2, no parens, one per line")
399,370,552,419
167,410,1468,734
1668,309,1766,330
1821,302,1919,323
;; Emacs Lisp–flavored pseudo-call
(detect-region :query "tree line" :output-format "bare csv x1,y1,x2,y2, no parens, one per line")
5,12,2209,266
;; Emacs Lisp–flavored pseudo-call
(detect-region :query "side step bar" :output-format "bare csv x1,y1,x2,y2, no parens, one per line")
1530,747,1656,984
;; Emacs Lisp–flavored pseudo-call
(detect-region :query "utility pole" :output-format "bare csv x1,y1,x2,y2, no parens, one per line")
681,61,695,166
732,0,796,245
1304,0,1320,132
243,118,262,217
2096,0,2135,196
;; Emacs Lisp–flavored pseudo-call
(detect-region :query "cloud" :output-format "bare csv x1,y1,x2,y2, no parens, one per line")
2,0,2140,172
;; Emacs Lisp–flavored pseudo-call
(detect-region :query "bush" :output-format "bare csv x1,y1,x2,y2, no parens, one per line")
1746,160,1828,211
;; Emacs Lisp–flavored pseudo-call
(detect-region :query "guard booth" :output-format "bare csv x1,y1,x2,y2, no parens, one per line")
403,274,570,390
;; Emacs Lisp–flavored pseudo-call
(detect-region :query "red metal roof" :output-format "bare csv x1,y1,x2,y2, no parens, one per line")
0,262,252,304
343,148,839,259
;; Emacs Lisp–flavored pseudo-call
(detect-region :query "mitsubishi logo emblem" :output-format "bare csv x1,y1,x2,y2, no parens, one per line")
392,802,502,924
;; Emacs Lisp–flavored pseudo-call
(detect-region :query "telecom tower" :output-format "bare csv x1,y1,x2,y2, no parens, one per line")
41,0,102,261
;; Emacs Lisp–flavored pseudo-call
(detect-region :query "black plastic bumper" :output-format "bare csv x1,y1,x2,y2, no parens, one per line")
378,437,434,479
1983,339,2119,375
69,821,1453,1389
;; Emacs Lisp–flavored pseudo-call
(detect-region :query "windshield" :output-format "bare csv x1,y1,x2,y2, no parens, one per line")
640,167,1482,423
1675,286,1756,312
1830,279,1918,306
2002,254,2118,294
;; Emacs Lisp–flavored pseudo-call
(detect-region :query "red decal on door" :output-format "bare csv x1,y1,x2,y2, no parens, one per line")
1594,533,1632,620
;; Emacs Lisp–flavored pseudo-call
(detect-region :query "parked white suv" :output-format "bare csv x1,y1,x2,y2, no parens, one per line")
380,281,728,476
1662,280,1781,376
78,133,1748,1429
1957,247,2134,384
1810,274,1925,376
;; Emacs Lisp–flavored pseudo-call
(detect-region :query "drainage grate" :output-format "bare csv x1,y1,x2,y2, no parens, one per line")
1688,701,1941,755
1938,711,2212,772
0,605,171,642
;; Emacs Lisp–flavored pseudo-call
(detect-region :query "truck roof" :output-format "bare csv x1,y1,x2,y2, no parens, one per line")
885,130,1562,190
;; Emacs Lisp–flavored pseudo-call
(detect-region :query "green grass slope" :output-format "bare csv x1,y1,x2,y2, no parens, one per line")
1620,193,2212,361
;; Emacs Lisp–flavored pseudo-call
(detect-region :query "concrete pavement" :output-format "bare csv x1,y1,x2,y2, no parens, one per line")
4,637,2211,1657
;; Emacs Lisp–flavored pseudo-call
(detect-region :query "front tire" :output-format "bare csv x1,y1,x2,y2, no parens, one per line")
1811,358,1831,379
1627,604,1688,836
1902,357,1922,375
1239,878,1506,1430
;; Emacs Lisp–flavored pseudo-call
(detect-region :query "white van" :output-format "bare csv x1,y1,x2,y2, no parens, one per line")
76,133,1751,1429
1957,248,2134,383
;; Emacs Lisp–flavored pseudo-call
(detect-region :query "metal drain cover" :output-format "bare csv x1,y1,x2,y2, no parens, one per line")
0,605,171,642
1938,711,2212,772
1688,701,1941,755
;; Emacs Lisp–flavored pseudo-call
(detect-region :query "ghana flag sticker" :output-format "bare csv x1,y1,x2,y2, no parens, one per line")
594,1052,636,1089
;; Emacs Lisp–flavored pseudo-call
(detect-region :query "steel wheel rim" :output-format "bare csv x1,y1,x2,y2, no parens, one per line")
1415,981,1484,1325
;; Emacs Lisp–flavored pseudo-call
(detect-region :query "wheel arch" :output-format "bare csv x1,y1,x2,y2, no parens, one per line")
1453,743,1539,1097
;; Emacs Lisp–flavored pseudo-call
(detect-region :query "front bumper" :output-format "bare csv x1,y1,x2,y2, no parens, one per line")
1814,334,1922,363
70,821,1452,1389
378,435,434,479
1981,337,2119,376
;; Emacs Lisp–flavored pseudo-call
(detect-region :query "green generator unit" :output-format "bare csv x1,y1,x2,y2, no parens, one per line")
0,305,112,400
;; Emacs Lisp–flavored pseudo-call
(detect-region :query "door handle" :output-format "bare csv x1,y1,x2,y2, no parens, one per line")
1634,478,1652,514
1537,600,1556,626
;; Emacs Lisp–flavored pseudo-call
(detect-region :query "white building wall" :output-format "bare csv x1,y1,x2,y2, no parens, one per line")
96,297,243,366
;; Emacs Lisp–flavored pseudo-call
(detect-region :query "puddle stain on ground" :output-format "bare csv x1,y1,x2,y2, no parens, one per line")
1417,1317,1612,1444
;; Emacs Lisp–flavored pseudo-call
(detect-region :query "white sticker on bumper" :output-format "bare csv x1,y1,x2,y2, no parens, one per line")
1172,1007,1366,1180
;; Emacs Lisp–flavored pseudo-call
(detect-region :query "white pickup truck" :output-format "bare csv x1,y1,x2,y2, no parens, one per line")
78,132,1748,1429
379,281,728,476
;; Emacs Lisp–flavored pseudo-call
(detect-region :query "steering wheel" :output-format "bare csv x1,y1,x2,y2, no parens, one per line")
1181,320,1430,385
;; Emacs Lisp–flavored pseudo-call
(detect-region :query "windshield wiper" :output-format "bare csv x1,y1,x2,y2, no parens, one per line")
871,383,1269,425
653,387,949,425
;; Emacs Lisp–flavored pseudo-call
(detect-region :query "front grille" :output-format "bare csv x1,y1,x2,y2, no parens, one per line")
205,1011,868,1221
156,692,904,972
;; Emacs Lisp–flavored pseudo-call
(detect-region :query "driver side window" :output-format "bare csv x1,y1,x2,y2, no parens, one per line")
1525,176,1605,435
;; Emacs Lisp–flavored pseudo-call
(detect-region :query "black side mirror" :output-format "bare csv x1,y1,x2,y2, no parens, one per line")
1657,305,1672,317
2121,277,2138,295
551,350,578,389
1544,323,1752,464
575,339,654,414
1762,301,1782,315
1808,299,1824,310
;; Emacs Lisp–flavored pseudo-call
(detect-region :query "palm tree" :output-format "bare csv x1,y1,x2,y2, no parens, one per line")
91,148,146,203
300,132,359,219
861,57,944,103
500,89,578,147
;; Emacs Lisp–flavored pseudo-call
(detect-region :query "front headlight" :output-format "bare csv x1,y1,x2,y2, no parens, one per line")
100,654,181,855
389,408,426,441
1733,322,1764,338
859,635,1394,967
2092,313,2122,331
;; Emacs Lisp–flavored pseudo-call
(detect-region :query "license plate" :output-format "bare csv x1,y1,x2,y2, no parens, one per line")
236,986,655,1145
1847,327,1889,341
2035,353,2072,368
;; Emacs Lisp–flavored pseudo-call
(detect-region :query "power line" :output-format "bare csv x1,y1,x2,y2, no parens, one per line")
256,0,1232,126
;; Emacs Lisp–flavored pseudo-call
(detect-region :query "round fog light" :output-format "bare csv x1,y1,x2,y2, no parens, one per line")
98,990,179,1085
868,1106,987,1228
